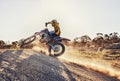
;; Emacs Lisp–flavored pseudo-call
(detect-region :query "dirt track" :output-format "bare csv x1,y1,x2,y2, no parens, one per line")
0,49,119,81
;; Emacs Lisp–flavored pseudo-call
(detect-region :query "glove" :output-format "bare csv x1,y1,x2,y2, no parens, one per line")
45,22,48,27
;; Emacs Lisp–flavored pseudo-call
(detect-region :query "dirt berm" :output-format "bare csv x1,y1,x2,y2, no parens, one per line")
0,50,75,81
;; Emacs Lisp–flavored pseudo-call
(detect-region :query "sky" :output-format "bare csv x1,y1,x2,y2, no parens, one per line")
0,0,120,42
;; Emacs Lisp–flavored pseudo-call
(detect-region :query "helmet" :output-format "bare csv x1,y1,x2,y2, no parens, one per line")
51,19,57,23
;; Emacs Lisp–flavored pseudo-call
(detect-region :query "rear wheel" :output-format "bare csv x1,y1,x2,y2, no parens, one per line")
48,43,65,57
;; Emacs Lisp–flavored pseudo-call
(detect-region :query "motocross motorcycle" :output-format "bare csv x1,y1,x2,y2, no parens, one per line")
19,27,70,57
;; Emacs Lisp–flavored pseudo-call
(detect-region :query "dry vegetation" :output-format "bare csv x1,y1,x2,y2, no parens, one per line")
0,32,120,60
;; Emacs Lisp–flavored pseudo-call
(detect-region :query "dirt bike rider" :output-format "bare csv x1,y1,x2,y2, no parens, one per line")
45,19,61,39
45,19,61,56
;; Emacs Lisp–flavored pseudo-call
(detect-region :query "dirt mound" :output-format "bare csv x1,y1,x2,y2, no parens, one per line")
0,50,74,81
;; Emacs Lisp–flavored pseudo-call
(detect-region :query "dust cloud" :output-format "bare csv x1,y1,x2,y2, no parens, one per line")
58,46,120,80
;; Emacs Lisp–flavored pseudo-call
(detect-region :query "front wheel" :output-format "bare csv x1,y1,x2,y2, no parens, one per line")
20,35,36,48
48,43,65,57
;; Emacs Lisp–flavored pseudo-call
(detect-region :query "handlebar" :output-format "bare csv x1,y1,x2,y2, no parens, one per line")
34,32,40,35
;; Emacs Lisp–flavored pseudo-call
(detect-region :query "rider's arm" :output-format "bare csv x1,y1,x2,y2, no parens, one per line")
45,22,52,27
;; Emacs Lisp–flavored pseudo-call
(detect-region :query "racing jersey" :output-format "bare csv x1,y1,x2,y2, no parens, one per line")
48,22,61,36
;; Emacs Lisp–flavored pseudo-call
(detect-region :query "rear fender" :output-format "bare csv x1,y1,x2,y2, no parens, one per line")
56,38,71,42
48,37,70,45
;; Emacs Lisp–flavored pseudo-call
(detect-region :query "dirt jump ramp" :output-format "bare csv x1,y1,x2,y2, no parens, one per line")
0,49,75,81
